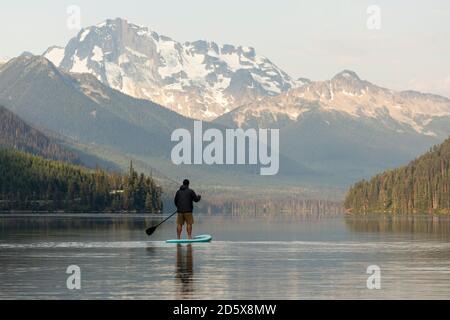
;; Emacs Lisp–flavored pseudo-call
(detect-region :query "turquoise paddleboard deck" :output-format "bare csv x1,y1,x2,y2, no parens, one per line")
166,234,212,244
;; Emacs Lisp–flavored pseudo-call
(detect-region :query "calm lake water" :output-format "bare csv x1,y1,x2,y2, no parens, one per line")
0,213,449,299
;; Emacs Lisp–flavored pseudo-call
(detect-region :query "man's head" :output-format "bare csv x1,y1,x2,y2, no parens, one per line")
183,179,190,187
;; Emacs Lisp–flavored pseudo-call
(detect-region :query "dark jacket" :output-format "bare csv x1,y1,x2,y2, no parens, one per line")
174,185,201,213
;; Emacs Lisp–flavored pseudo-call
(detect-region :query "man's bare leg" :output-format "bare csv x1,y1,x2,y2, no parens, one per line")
187,224,192,239
177,224,183,239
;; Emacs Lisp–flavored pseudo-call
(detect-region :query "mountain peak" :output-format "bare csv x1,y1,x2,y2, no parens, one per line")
100,17,144,30
297,77,312,86
20,51,34,58
332,70,361,81
3,55,63,81
17,54,51,65
75,17,156,45
95,17,129,27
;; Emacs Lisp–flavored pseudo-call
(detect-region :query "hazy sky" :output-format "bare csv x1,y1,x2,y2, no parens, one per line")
1,0,450,97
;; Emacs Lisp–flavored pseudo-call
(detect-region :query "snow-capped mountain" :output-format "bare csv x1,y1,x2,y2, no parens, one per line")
217,70,450,139
43,18,302,120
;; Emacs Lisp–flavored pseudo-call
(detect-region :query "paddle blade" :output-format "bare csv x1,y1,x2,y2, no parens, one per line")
145,226,157,236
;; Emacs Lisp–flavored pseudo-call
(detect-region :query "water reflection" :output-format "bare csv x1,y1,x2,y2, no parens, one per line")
175,244,194,298
345,215,450,241
0,214,152,232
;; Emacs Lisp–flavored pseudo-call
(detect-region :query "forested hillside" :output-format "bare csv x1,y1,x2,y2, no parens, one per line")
344,137,450,214
0,105,79,163
0,149,162,212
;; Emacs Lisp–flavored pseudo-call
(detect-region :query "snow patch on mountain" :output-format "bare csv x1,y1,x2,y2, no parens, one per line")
91,46,104,62
71,52,90,74
43,47,65,68
0,56,11,65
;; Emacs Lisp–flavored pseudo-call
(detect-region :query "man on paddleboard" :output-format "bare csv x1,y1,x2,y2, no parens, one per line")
174,179,201,239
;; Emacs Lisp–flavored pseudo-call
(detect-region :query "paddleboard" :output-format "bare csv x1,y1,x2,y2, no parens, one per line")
166,234,212,244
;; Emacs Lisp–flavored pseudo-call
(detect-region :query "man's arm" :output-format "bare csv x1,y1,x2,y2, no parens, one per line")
192,190,201,202
174,191,179,207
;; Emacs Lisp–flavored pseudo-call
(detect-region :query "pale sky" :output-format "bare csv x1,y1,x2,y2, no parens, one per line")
1,0,450,97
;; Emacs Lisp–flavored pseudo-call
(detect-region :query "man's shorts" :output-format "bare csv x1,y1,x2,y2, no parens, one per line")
177,212,194,225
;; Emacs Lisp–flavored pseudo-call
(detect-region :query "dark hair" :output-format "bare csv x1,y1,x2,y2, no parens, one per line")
183,179,190,186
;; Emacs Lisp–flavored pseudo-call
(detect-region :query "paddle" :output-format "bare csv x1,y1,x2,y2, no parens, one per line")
145,210,178,236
